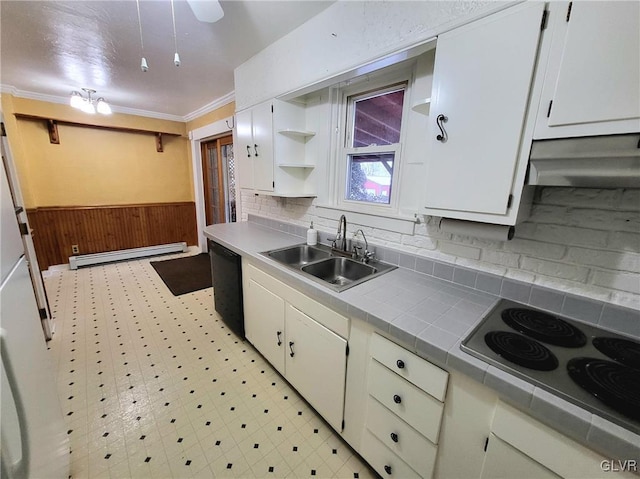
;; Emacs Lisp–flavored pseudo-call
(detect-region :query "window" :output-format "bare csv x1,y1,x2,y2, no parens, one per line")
340,82,407,209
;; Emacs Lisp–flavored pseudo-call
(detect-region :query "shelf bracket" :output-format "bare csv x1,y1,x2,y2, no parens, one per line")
156,132,164,153
47,119,60,144
14,114,180,153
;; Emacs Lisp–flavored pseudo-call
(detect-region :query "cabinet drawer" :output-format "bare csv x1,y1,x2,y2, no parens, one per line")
368,359,444,444
366,396,437,477
370,333,448,402
361,429,422,479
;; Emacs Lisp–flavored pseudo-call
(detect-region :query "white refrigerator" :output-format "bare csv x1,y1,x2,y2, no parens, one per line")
1,155,70,477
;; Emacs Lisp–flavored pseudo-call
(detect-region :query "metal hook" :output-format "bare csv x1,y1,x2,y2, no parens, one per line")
225,116,235,130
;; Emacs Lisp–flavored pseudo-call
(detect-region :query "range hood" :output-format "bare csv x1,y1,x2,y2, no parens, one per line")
528,133,640,188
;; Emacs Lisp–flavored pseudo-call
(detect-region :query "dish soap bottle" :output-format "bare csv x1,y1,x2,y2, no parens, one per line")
306,221,318,246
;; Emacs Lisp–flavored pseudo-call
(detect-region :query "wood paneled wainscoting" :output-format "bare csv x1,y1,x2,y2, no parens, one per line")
27,202,198,271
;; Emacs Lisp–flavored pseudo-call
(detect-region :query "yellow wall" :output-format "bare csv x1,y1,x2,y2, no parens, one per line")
2,95,192,207
186,102,235,132
2,95,236,209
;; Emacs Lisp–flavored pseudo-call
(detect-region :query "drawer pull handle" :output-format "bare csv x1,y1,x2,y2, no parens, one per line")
390,432,399,443
396,359,405,369
276,331,282,346
384,465,392,475
289,341,295,357
393,394,402,404
246,145,252,157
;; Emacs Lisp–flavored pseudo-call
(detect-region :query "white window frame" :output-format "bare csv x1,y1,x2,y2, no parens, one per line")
333,67,413,218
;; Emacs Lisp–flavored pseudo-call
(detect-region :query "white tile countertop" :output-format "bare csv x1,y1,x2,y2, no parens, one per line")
203,220,640,462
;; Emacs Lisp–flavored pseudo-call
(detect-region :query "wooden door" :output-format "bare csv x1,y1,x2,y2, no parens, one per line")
202,135,233,226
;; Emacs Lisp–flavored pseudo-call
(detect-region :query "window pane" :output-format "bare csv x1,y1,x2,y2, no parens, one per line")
352,89,405,147
346,153,394,204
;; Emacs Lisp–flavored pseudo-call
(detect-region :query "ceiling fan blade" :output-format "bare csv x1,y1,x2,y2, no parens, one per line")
186,0,224,23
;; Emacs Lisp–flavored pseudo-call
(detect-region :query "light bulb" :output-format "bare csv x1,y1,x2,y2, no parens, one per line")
70,92,84,109
141,57,149,72
81,101,96,114
96,99,112,115
174,52,181,67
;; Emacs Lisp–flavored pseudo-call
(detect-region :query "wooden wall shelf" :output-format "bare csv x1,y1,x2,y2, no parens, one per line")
14,114,182,152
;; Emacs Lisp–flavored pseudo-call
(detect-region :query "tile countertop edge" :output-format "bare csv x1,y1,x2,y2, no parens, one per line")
203,222,640,461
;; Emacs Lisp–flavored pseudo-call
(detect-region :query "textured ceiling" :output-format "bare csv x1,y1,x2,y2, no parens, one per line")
0,1,334,119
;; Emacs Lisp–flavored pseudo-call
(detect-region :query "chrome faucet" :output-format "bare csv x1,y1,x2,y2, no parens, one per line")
353,229,375,263
329,215,351,257
335,214,347,252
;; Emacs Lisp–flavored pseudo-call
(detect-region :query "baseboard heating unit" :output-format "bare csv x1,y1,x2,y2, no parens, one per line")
69,242,188,270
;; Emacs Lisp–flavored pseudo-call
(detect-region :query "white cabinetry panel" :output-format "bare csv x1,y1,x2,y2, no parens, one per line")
424,2,544,216
285,304,347,432
241,261,348,432
244,277,285,375
368,359,444,444
480,433,560,479
534,1,640,138
236,101,274,192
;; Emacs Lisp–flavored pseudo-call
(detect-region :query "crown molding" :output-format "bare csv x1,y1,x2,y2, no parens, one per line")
183,91,235,122
0,84,234,123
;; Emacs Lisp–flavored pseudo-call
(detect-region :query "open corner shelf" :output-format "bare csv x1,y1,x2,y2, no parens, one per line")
277,129,316,138
411,98,431,115
278,163,316,169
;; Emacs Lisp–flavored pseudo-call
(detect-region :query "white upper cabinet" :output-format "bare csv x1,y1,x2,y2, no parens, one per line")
236,100,275,192
533,1,640,139
235,99,316,197
423,2,545,220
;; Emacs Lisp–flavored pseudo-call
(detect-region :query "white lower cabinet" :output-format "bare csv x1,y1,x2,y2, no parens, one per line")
362,333,449,479
242,261,348,432
284,303,346,431
244,277,285,375
481,433,560,479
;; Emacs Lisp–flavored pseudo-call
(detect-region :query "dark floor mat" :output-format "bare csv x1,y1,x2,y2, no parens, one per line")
150,253,212,296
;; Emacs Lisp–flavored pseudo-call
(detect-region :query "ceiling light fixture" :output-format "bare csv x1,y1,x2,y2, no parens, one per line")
186,0,224,23
69,88,112,115
136,0,148,72
170,0,181,67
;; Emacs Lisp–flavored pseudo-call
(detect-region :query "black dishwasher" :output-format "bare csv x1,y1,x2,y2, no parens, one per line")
209,240,244,339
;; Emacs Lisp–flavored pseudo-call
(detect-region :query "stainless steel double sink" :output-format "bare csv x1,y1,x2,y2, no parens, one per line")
261,243,396,292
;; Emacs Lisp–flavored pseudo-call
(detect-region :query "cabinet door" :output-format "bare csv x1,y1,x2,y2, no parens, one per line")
285,304,347,431
235,108,254,189
535,1,640,138
424,2,545,215
251,101,275,192
244,277,285,375
480,434,560,479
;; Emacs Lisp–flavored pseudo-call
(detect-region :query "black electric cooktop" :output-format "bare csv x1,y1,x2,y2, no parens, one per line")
461,299,640,435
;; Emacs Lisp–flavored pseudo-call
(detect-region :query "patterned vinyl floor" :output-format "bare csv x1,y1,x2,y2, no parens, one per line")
45,253,374,478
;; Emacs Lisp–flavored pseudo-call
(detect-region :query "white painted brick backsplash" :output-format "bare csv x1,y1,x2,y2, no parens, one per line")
480,249,521,268
440,241,481,260
401,234,438,250
503,269,536,283
520,257,590,282
527,224,609,248
592,270,640,295
242,186,640,308
567,209,640,233
540,188,621,209
567,248,640,273
608,231,640,252
609,291,640,310
620,189,640,211
504,238,566,260
528,204,570,224
533,276,612,303
455,258,507,276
